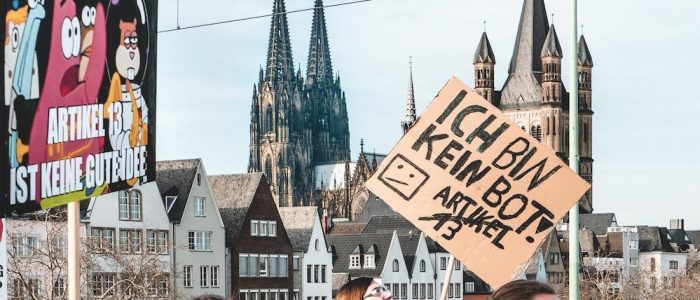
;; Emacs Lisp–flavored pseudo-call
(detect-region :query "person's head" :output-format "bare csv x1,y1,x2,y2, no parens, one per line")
337,277,392,300
491,280,558,300
192,294,224,300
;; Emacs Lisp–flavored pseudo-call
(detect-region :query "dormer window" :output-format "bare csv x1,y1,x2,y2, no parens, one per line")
364,254,375,269
392,259,399,272
420,260,426,272
165,196,177,212
349,255,361,269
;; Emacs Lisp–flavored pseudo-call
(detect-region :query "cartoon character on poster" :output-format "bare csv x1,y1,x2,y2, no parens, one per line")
104,0,150,187
4,0,44,168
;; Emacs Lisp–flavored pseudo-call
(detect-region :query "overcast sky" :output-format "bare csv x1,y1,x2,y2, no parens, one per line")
156,0,700,228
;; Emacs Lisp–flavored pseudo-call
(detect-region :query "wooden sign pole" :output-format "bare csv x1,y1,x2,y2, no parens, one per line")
439,255,455,300
67,201,80,300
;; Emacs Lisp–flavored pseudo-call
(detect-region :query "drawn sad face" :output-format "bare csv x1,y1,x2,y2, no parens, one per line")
378,154,430,201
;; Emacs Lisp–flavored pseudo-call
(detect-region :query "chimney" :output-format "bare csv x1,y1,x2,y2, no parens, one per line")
670,219,685,230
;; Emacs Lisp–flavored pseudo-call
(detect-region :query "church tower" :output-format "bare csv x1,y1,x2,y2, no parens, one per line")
578,34,594,211
249,0,313,207
470,0,595,213
473,32,496,104
401,58,417,133
306,0,350,164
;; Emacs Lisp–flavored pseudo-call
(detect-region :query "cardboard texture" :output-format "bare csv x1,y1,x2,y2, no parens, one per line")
366,77,590,289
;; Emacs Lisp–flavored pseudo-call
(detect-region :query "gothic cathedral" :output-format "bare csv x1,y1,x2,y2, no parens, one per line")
249,0,351,207
471,0,595,213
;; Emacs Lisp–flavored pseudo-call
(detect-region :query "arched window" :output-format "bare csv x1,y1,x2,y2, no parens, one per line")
392,259,399,272
120,190,142,221
129,190,142,221
531,125,542,142
264,104,273,133
264,155,273,183
552,116,557,136
118,191,129,220
420,260,426,272
315,239,320,251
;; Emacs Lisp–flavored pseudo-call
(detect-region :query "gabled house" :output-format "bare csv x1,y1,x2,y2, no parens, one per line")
210,173,293,300
540,231,566,288
157,159,226,299
400,233,436,300
279,207,333,300
579,213,618,236
82,182,171,299
637,226,687,286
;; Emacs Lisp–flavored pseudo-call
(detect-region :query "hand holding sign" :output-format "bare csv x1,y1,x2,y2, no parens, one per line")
366,77,590,289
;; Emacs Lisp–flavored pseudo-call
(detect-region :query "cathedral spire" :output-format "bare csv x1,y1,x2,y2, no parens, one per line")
541,24,562,58
266,0,295,83
401,57,417,133
508,0,550,75
306,0,334,85
474,32,496,64
578,35,593,67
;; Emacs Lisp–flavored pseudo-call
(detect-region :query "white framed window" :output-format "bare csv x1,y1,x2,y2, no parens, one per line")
349,255,360,269
119,229,142,253
252,220,260,236
165,196,177,212
454,283,460,296
119,191,129,220
454,260,460,270
440,257,447,270
412,283,418,299
364,254,375,268
420,260,426,272
90,273,115,297
428,283,434,299
400,283,407,299
629,240,638,250
279,255,288,277
293,256,300,271
249,255,259,277
188,231,212,251
464,282,474,293
90,227,115,252
392,259,399,272
52,236,67,257
211,265,219,287
240,255,249,277
194,197,206,216
670,260,679,269
420,283,426,299
321,265,326,282
200,265,209,287
13,236,38,257
53,277,66,297
270,256,279,277
269,221,277,237
241,291,249,300
259,256,269,277
630,258,638,267
184,265,193,288
261,221,268,236
119,190,143,221
448,283,453,298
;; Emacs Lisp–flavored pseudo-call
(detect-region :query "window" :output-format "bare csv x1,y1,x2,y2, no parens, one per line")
440,257,447,270
393,259,399,272
454,260,460,270
293,291,300,300
464,282,475,293
265,156,273,182
91,273,115,297
420,260,426,272
279,255,288,277
420,283,426,299
629,240,638,250
119,190,142,221
350,255,361,269
197,173,202,186
194,197,206,216
270,256,279,277
392,284,399,299
165,196,177,211
261,221,268,236
428,283,434,299
454,283,460,296
52,236,67,257
265,105,273,133
90,227,115,252
321,265,326,283
241,292,249,300
293,256,300,271
412,283,418,299
670,260,679,270
307,265,312,283
120,229,142,253
147,230,168,254
13,236,38,257
630,258,638,267
315,239,320,251
401,283,407,299
251,220,260,236
549,252,560,265
314,265,319,282
200,265,209,287
211,266,219,287
188,231,212,251
448,283,453,298
184,265,193,287
240,255,249,277
249,255,259,277
53,277,66,297
364,254,376,268
149,273,169,297
269,221,277,237
259,256,269,276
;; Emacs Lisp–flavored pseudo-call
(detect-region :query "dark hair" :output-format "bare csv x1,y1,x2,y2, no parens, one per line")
192,294,224,300
491,280,556,300
337,277,375,300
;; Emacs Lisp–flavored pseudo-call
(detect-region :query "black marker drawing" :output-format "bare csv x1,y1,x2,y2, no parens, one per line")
378,154,429,201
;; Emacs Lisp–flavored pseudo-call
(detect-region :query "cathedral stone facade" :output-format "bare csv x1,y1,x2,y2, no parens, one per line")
472,0,594,213
249,0,350,207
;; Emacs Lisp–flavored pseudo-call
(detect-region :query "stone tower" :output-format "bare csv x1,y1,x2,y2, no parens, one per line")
472,0,594,213
249,0,351,207
401,58,417,133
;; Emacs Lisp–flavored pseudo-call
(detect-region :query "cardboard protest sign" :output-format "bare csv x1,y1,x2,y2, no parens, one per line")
1,0,157,216
366,77,590,288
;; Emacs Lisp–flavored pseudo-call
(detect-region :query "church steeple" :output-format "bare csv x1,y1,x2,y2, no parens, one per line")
508,0,550,75
401,57,417,133
541,24,562,104
474,31,496,103
306,0,334,85
266,0,295,83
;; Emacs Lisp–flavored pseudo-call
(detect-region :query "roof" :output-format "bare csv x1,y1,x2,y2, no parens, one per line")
474,32,496,64
541,25,562,57
356,193,398,223
507,0,550,75
330,222,367,235
328,233,394,277
686,230,700,245
398,234,421,274
209,173,265,245
637,226,676,252
577,35,593,66
279,206,319,252
579,213,617,236
362,215,418,235
669,229,693,252
156,159,200,222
